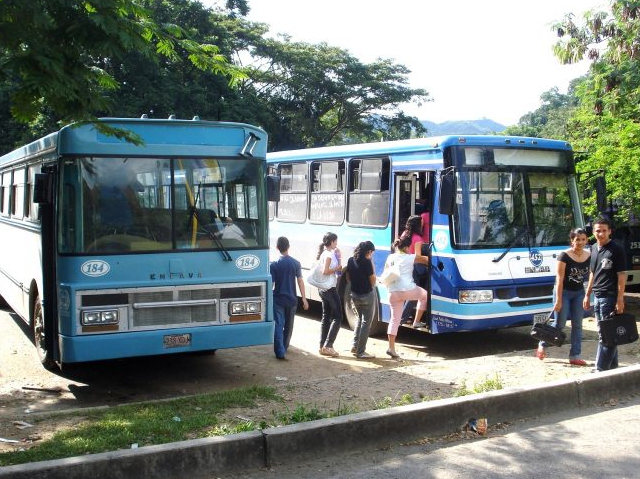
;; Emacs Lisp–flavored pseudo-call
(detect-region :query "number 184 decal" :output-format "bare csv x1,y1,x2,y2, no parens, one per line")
81,260,111,277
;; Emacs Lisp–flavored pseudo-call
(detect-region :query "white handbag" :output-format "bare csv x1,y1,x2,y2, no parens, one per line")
306,262,334,290
379,261,401,287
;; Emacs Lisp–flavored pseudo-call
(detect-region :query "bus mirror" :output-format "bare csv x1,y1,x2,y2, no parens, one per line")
595,176,607,213
438,172,456,216
267,175,280,202
33,173,53,204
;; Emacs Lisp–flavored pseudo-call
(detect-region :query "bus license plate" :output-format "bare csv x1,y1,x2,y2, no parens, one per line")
163,333,191,348
533,313,549,324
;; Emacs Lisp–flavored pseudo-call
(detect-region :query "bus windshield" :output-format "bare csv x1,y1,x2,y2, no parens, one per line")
453,170,578,249
59,156,267,254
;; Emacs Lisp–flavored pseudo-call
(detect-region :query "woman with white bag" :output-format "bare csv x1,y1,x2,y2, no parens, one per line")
382,235,429,358
315,232,343,357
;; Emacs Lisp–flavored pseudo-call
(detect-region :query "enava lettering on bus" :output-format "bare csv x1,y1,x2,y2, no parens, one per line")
149,272,203,280
81,260,111,277
236,254,260,270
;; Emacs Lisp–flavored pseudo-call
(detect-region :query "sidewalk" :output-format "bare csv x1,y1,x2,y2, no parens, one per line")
2,363,640,479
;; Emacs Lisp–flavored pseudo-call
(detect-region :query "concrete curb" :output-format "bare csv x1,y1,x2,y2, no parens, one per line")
2,364,640,479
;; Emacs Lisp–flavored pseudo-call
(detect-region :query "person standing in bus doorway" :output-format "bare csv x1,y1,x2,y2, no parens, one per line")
583,217,627,371
316,232,343,357
400,215,430,324
536,228,590,365
383,235,429,358
345,241,377,359
270,236,309,360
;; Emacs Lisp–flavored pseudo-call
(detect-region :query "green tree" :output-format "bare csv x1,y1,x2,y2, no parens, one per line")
504,84,581,139
0,0,241,127
552,0,640,220
0,1,430,153
244,37,429,150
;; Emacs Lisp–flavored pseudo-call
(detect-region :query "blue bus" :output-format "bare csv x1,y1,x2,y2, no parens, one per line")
267,135,583,335
0,117,276,369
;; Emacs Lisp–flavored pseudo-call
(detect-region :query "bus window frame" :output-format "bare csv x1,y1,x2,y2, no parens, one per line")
275,162,308,223
346,156,391,228
309,159,346,226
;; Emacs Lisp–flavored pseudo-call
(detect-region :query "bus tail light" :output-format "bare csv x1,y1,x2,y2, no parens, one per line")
459,290,493,304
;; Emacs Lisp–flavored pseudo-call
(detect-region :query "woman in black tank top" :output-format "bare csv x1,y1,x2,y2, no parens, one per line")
536,228,590,365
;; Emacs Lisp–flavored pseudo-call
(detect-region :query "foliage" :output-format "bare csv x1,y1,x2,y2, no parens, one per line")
275,400,358,424
0,0,241,128
503,85,580,140
0,1,430,153
568,110,640,219
453,375,503,397
373,392,414,409
0,385,278,466
238,33,430,150
552,1,640,221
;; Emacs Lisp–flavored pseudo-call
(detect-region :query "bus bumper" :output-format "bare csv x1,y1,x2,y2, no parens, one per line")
58,321,275,363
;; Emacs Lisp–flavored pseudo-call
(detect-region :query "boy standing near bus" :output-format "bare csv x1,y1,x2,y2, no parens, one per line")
270,236,309,359
583,217,627,371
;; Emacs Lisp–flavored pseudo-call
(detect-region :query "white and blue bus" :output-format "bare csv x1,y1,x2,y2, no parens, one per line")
0,117,277,369
267,135,583,335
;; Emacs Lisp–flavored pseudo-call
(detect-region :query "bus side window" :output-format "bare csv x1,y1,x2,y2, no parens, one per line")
309,160,345,225
0,171,8,216
276,163,307,222
268,166,276,221
11,168,25,220
347,158,390,227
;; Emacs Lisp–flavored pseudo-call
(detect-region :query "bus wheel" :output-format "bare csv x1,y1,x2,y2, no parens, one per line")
342,283,386,336
33,295,56,370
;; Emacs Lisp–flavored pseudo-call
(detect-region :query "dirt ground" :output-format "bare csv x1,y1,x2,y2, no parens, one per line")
1,295,640,454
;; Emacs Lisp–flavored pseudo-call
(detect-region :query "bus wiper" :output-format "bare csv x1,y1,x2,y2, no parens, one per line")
189,206,233,262
492,227,530,263
190,184,233,262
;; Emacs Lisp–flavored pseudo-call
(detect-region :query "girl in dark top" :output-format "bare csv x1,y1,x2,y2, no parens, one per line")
345,241,377,359
537,227,590,365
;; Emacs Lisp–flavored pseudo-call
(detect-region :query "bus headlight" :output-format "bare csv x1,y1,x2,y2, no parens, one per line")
458,290,493,303
82,310,119,325
229,301,262,315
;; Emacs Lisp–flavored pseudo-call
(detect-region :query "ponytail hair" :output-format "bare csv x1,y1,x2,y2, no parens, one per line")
316,232,338,260
354,241,375,262
403,215,423,237
393,235,412,252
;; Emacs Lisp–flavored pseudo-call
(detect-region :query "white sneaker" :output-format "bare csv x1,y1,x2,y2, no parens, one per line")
356,352,375,359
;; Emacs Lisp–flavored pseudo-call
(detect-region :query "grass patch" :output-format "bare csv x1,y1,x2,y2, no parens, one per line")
275,399,359,425
373,392,414,409
453,375,504,397
0,385,278,467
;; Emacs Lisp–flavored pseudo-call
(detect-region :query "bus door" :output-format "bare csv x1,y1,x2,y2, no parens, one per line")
394,173,416,240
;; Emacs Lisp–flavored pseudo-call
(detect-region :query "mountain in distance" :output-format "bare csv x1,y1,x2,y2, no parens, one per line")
421,118,507,136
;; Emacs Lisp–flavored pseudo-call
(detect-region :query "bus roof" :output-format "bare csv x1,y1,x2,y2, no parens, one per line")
0,118,268,168
266,135,572,162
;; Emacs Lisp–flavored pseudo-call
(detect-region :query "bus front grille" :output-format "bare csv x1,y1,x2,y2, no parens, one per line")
77,283,266,332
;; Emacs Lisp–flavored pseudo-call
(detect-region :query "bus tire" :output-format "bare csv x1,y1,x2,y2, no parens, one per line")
342,282,386,336
32,295,56,371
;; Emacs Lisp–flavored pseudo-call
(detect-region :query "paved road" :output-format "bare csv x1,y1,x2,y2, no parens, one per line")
233,395,640,479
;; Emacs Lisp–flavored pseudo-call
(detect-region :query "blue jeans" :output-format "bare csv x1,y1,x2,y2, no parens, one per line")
594,294,619,371
350,291,375,356
318,287,342,348
540,288,585,359
274,301,297,358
